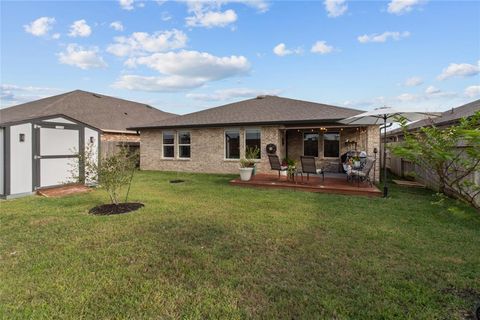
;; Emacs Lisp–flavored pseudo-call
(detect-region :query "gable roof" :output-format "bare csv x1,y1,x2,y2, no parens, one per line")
388,99,480,136
130,95,363,129
0,90,176,132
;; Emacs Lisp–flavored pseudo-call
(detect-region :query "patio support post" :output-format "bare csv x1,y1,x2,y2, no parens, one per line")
383,114,388,197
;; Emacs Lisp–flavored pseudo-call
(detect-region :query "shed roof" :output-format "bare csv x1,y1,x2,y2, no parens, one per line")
130,95,363,129
0,90,176,131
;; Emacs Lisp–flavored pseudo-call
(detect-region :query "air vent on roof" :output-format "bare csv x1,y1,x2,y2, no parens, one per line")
256,95,267,99
92,94,102,98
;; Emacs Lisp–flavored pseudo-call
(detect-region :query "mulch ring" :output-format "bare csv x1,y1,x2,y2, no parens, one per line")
89,203,144,215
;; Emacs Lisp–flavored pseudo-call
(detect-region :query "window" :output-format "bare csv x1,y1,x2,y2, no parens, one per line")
225,130,240,159
303,132,319,157
324,132,340,158
245,128,261,159
178,131,191,158
162,131,174,158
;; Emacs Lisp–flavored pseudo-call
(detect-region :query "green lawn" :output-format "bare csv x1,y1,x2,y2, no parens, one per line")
1,171,479,319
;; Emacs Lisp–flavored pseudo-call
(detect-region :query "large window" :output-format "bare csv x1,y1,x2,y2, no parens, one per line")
178,131,191,158
162,131,174,158
225,130,240,159
303,132,319,157
324,132,340,158
245,128,261,159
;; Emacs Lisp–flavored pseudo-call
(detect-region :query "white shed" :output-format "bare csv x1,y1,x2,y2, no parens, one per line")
0,114,100,199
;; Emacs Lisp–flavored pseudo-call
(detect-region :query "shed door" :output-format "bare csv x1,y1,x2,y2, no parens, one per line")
34,124,81,188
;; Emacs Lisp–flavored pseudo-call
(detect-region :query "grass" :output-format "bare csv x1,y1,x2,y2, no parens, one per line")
1,171,479,319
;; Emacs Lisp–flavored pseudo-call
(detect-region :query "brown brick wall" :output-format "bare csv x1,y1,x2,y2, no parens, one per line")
101,132,140,142
140,126,282,174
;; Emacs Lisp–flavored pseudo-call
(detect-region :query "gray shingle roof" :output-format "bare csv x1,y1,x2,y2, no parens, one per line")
0,90,176,131
130,95,363,129
388,99,480,135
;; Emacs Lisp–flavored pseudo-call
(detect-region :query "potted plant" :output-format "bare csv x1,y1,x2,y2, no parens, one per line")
239,147,260,181
286,158,297,180
351,155,361,168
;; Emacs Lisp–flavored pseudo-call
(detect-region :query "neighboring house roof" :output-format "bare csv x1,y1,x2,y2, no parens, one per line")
130,95,363,129
388,99,480,136
0,90,176,132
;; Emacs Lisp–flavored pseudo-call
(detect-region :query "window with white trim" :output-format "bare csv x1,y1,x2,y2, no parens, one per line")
225,130,240,159
162,131,174,158
245,128,261,159
178,131,191,158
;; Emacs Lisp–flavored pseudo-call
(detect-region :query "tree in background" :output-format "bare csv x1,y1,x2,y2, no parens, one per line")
391,111,480,210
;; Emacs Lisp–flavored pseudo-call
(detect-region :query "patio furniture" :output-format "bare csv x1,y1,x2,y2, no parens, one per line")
300,156,325,182
349,158,376,186
268,155,288,178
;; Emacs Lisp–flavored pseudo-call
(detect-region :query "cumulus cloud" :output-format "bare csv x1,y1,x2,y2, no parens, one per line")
68,20,92,37
404,76,423,87
107,29,187,57
273,43,302,56
464,85,480,98
437,61,480,80
24,17,56,37
311,41,334,54
110,21,124,31
425,85,441,95
57,44,107,70
186,9,237,28
187,88,283,101
324,0,348,17
119,0,134,10
387,0,425,15
357,31,410,43
114,50,250,92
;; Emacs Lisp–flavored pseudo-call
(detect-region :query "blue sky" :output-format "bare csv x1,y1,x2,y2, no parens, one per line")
1,0,479,114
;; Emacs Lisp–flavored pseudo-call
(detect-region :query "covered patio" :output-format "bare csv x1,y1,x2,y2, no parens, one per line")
230,173,382,197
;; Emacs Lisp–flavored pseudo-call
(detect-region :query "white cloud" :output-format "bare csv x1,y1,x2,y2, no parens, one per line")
358,31,410,43
24,17,55,37
396,93,418,102
186,9,237,28
113,75,205,92
311,41,334,54
68,20,92,37
425,85,441,95
273,43,302,56
324,0,348,17
161,11,172,21
187,88,283,101
119,0,134,10
107,29,187,57
113,50,250,92
0,84,62,108
387,0,425,15
110,21,124,31
404,76,423,87
464,85,480,98
52,33,61,39
57,44,107,70
437,61,480,80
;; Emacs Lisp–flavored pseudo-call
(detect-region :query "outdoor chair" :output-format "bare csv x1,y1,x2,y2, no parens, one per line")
268,155,287,178
300,156,325,181
349,158,375,186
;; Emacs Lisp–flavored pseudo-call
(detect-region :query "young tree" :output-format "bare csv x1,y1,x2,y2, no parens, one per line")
71,143,139,205
391,111,480,210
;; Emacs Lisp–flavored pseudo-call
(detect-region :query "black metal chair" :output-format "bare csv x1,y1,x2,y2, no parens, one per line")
268,155,287,178
349,158,375,186
300,156,324,182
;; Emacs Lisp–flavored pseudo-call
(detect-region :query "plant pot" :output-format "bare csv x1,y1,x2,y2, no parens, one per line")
239,167,254,181
252,164,257,176
354,161,360,168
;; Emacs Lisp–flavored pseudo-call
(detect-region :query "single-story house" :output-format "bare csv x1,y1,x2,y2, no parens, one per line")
0,90,176,158
130,95,381,180
0,90,176,198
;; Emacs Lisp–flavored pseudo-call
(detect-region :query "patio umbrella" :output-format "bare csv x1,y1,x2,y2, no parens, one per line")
340,107,440,197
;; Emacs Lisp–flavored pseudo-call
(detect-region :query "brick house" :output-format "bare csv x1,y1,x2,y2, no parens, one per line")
132,96,381,181
0,90,177,158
